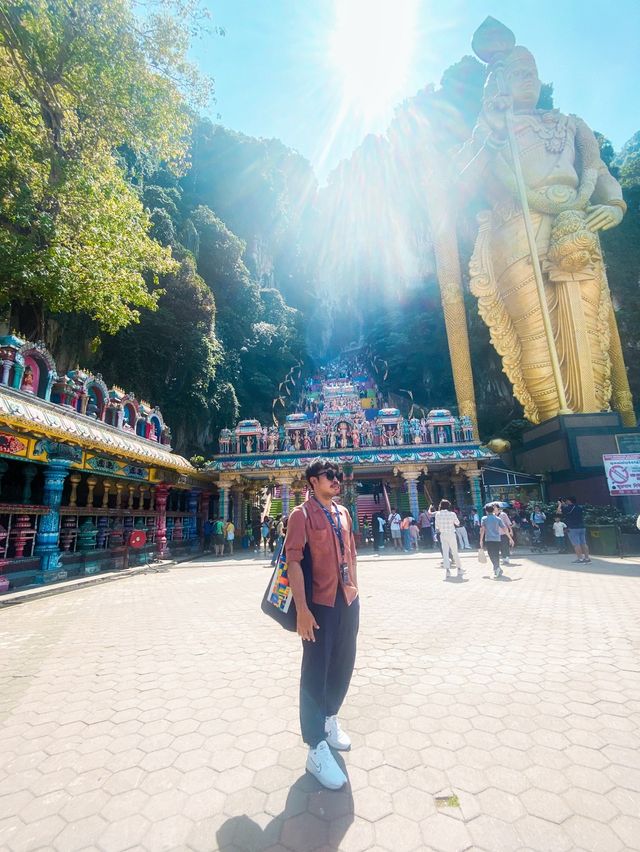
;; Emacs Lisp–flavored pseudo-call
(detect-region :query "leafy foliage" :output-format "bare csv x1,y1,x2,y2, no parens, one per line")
0,0,211,331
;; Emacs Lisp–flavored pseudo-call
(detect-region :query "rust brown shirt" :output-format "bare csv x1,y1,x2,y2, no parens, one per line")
284,496,358,607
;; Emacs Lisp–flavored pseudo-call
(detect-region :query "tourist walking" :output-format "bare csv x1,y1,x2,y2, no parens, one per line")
213,516,225,556
261,518,270,553
558,497,591,563
224,519,235,555
373,511,386,552
284,459,359,791
203,518,214,553
418,508,431,548
495,503,514,565
400,513,414,552
361,515,372,546
480,504,513,578
409,520,420,551
271,515,285,566
435,499,463,578
530,504,547,530
268,520,277,554
388,508,402,551
455,514,471,550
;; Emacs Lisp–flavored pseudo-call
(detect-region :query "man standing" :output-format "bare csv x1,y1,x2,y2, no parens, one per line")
558,497,591,563
203,518,213,553
435,499,463,579
455,513,471,550
284,460,359,790
400,513,414,553
373,511,386,553
213,516,225,556
388,507,402,551
418,507,431,549
479,503,512,578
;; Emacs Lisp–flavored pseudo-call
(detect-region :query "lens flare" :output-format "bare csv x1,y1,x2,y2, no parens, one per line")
329,0,418,120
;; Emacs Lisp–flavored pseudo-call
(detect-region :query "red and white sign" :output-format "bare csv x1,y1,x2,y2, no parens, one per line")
603,453,640,496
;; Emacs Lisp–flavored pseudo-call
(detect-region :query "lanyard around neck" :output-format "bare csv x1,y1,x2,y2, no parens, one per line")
312,495,345,557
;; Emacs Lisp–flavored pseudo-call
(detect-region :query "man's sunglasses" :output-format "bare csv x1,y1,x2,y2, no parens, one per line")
320,470,343,482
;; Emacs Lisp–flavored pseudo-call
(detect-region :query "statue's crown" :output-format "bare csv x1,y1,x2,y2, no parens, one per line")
472,17,536,69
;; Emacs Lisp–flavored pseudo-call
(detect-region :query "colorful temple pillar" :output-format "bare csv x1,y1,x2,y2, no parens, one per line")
155,484,170,558
219,484,229,522
398,466,423,519
200,489,212,542
465,468,484,514
188,488,200,540
451,472,467,509
35,457,74,582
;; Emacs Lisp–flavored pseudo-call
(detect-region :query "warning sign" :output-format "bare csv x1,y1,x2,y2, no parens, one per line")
603,454,640,496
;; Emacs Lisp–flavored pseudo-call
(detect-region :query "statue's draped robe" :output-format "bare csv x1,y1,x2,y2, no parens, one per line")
463,110,622,423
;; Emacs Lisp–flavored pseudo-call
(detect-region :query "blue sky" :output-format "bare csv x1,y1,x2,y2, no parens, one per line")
191,1,640,180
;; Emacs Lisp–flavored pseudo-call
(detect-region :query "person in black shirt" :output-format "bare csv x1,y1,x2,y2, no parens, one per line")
558,497,591,563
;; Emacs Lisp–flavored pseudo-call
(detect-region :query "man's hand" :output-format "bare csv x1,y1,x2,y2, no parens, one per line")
297,607,319,642
585,204,623,232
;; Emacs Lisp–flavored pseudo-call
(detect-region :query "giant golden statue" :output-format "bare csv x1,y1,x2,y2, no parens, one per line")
459,18,635,426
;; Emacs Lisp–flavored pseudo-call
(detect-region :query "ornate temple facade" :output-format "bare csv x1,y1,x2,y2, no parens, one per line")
0,343,496,594
209,357,496,534
0,335,210,592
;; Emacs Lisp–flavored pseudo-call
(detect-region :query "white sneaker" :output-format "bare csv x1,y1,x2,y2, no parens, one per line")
306,740,347,789
325,715,351,751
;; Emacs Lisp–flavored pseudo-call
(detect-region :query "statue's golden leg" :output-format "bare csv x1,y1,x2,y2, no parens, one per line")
553,277,600,412
608,297,637,427
491,213,563,421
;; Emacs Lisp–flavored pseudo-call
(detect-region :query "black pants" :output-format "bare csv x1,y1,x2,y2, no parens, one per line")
419,527,431,548
300,592,360,747
486,540,501,572
500,536,510,560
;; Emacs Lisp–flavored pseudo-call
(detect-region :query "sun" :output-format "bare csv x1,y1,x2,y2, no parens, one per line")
328,0,417,120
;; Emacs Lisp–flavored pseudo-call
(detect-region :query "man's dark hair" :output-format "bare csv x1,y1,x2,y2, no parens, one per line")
439,499,451,510
305,458,339,484
484,503,495,514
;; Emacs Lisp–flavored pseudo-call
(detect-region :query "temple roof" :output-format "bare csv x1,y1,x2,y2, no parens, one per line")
0,385,194,474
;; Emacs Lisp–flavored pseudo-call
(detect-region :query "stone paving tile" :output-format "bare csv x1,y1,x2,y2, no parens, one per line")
0,550,639,851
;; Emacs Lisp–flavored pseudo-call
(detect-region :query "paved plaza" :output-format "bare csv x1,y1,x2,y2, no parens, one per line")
1,547,640,852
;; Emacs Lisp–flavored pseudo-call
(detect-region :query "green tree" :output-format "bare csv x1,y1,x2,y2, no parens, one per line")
0,0,213,333
94,252,225,453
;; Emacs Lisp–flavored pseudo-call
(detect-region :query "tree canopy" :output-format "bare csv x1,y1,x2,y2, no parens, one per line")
0,0,211,332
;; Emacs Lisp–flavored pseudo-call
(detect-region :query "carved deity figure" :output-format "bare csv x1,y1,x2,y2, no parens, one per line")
459,19,634,425
293,431,301,451
352,426,360,448
20,365,35,393
245,436,253,454
338,422,348,449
